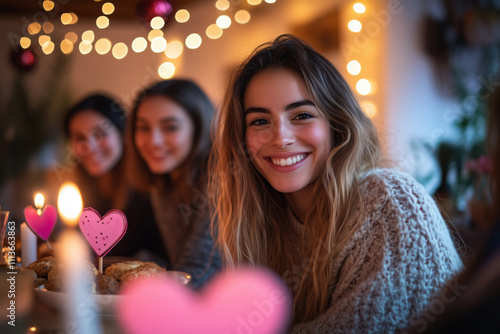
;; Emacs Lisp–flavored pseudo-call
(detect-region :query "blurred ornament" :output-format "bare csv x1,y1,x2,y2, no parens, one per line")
137,0,174,28
11,47,37,72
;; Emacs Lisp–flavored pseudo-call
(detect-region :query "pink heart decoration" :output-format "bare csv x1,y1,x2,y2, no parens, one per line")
78,208,127,257
23,205,57,241
117,267,292,334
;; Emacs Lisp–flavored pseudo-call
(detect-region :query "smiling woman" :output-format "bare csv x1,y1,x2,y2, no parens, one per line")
209,34,464,333
127,79,221,289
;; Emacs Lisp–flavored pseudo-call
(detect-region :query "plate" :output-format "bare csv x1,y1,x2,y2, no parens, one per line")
35,271,192,315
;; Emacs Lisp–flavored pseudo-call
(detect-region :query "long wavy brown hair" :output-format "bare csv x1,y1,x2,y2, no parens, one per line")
209,35,381,323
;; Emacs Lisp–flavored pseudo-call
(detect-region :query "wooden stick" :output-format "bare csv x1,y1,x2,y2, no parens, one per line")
99,257,103,274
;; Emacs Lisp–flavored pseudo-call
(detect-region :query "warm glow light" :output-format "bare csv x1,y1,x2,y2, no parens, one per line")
175,9,190,23
247,0,262,5
112,42,128,59
206,24,223,39
42,41,55,54
70,12,78,24
57,182,83,227
185,33,202,49
216,15,231,29
95,38,112,55
43,22,54,34
347,60,361,75
65,32,78,43
158,62,175,79
61,13,72,25
150,16,165,29
82,30,95,43
360,100,377,118
348,20,362,32
34,193,45,209
102,2,115,15
356,79,371,95
79,41,93,54
39,35,51,46
132,37,147,53
264,0,276,3
164,40,183,58
27,22,41,35
151,36,167,53
234,10,251,24
215,0,230,10
20,37,31,49
43,0,54,11
148,29,163,41
29,327,37,332
353,3,366,13
96,16,110,29
61,39,74,54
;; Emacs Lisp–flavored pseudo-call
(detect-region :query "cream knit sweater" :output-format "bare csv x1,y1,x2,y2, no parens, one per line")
291,169,463,334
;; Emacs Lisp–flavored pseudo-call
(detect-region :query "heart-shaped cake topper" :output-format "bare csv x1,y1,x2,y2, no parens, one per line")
79,208,127,257
23,205,57,241
117,267,293,334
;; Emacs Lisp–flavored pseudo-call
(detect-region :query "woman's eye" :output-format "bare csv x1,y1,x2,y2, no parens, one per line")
295,113,313,120
135,125,149,132
162,124,179,132
249,118,269,126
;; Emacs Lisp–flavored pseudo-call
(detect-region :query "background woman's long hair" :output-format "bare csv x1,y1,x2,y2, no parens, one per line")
127,79,214,205
209,35,381,323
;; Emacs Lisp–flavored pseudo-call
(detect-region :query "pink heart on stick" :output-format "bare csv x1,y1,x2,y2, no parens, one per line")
79,208,127,257
117,268,292,334
24,205,57,241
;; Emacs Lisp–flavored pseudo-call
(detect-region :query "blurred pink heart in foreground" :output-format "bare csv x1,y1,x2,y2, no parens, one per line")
117,267,292,334
24,205,57,240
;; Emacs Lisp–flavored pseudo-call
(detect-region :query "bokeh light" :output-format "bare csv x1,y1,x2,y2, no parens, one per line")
206,24,223,39
348,20,362,32
151,36,167,53
43,22,54,34
175,9,190,23
148,29,163,41
95,38,112,55
43,0,55,11
112,42,128,59
360,101,377,118
61,13,72,25
164,40,183,58
347,60,361,75
216,15,231,29
247,0,262,5
20,37,31,49
42,41,55,54
132,37,148,53
151,16,165,29
158,62,175,79
82,30,95,43
79,41,93,54
215,0,230,10
185,33,202,49
102,2,115,15
27,22,41,35
65,32,78,44
60,39,74,54
353,3,366,14
234,10,250,24
96,16,110,29
356,79,371,95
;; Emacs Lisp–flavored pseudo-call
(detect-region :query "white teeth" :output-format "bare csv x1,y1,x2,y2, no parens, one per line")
271,154,306,166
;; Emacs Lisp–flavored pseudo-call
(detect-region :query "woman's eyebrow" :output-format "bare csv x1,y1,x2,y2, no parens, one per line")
244,99,315,115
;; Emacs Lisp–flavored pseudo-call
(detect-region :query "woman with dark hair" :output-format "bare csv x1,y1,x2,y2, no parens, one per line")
61,93,163,261
209,35,463,332
128,80,221,289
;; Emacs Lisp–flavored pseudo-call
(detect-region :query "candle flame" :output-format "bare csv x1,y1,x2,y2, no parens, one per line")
57,182,83,227
34,193,44,209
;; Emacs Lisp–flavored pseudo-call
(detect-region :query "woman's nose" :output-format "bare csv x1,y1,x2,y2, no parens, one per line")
271,121,294,148
150,128,164,146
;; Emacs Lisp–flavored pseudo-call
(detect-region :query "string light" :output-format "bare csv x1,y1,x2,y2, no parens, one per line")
158,62,176,79
15,0,269,78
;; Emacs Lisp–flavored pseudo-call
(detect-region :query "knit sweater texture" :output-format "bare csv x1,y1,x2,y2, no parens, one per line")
290,168,464,334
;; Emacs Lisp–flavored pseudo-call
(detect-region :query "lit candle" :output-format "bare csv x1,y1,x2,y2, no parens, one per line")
57,182,101,334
